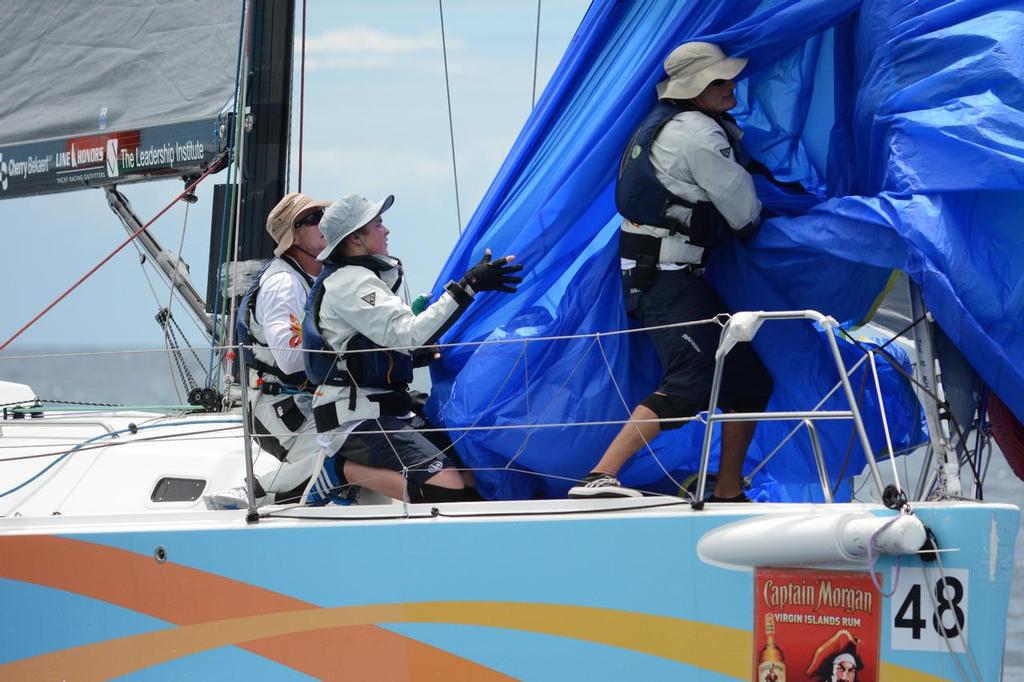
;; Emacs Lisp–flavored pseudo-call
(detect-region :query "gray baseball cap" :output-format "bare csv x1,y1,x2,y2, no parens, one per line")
317,193,395,261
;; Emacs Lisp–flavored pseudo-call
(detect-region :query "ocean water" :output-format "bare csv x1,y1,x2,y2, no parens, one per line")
1,348,1022,678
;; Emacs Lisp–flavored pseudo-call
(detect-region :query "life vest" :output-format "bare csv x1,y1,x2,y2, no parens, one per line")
236,256,313,389
303,255,414,390
615,101,733,262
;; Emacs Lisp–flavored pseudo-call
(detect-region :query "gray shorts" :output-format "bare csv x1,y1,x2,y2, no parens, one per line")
333,415,454,486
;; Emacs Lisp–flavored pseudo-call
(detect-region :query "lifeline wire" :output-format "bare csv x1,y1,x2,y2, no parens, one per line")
0,420,242,502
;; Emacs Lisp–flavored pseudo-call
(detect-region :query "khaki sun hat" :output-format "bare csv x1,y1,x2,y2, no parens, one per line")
656,42,747,101
266,192,332,257
317,193,395,261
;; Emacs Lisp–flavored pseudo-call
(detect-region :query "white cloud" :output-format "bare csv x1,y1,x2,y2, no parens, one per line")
304,26,463,71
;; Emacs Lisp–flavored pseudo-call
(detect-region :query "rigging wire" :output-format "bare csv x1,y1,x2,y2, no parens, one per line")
207,0,251,388
162,202,194,401
437,0,463,235
297,0,308,192
159,201,210,394
224,0,255,383
123,231,185,403
531,0,542,108
0,161,225,353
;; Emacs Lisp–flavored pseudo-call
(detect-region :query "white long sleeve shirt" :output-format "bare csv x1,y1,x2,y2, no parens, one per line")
312,259,472,451
253,265,310,376
621,110,762,270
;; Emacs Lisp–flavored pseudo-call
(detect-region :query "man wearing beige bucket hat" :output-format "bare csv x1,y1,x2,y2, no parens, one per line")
569,42,774,502
301,193,522,505
207,192,343,509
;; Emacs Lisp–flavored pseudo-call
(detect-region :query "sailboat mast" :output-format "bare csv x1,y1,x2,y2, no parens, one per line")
206,0,296,349
237,0,296,261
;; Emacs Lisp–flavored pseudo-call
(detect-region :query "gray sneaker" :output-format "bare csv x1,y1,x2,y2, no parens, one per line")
568,472,643,499
204,486,266,510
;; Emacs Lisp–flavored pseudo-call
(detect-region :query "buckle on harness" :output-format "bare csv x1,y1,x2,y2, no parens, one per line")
258,382,284,395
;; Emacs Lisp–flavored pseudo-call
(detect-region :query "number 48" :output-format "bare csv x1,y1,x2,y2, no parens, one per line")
894,576,966,639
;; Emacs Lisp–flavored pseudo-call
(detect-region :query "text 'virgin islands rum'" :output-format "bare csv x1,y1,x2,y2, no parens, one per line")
757,613,786,682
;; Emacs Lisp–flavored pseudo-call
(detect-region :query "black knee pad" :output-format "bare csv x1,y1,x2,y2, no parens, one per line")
409,483,465,503
640,392,702,431
728,371,774,414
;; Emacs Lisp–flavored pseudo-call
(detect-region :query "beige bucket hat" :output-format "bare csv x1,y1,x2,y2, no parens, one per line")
656,42,747,101
317,193,395,261
266,192,332,257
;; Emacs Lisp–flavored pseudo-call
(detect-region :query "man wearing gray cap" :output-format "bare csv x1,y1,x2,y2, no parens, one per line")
569,42,773,501
302,193,522,504
207,192,329,509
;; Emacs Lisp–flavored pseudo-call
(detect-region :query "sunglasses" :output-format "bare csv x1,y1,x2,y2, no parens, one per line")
295,209,324,228
709,79,731,87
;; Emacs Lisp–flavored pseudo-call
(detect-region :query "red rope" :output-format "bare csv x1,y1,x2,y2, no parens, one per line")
297,0,307,192
0,161,224,352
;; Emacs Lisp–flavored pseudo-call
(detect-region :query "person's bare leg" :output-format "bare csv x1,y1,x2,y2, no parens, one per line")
341,462,464,501
342,460,407,500
589,403,662,477
714,417,756,498
424,468,464,489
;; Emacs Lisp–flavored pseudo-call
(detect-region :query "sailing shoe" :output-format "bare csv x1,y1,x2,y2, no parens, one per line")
204,486,266,510
568,472,643,499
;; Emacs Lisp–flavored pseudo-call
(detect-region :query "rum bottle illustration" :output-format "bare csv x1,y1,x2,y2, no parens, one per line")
756,613,786,682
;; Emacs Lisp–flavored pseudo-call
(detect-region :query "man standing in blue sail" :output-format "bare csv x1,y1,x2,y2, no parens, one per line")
304,194,522,504
569,42,773,501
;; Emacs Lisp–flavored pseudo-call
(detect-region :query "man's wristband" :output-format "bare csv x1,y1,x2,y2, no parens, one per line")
445,279,474,306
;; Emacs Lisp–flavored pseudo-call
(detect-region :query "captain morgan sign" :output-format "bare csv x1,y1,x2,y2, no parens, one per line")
753,568,882,682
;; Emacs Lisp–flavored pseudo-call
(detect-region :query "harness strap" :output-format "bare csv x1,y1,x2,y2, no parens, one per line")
619,230,661,260
313,403,341,431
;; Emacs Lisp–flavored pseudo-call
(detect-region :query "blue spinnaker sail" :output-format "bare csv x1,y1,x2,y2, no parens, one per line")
427,0,1024,501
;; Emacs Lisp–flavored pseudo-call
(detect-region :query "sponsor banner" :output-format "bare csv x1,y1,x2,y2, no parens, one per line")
0,116,227,200
753,568,882,682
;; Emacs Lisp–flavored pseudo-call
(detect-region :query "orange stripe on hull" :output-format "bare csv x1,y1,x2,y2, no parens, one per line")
0,535,512,681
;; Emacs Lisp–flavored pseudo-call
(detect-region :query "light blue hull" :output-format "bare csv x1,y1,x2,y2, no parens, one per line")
0,500,1017,681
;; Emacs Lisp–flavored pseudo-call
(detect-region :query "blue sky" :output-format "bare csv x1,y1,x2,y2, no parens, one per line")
0,0,589,351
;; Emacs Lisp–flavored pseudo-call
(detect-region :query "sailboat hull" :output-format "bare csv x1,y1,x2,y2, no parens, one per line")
0,500,1017,681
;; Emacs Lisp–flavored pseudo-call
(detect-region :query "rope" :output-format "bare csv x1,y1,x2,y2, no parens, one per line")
0,159,225,352
837,322,984,496
125,230,184,403
866,512,905,596
437,0,463,235
926,554,984,682
595,333,685,493
298,0,308,192
9,398,127,408
0,420,242,507
531,0,542,108
206,0,246,386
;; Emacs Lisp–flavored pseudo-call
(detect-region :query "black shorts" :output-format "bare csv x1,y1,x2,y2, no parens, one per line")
333,415,456,486
628,268,772,416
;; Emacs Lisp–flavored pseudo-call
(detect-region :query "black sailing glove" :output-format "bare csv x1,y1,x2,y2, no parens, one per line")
460,250,523,294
